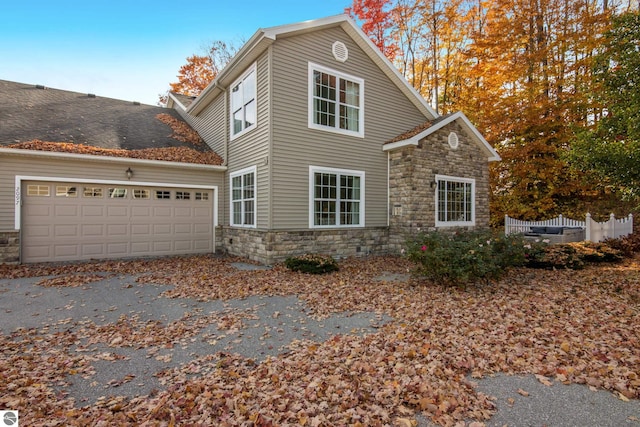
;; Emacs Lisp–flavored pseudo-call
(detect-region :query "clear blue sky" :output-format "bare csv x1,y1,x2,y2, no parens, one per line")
1,0,352,105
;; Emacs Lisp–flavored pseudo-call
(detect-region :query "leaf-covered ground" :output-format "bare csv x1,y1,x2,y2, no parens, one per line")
0,254,638,426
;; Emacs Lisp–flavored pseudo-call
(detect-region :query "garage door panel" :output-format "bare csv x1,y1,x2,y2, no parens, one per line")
131,206,151,216
54,244,79,258
23,245,51,259
22,182,215,263
81,224,105,237
153,207,172,217
175,240,192,251
55,205,78,217
107,224,129,236
194,207,211,217
131,242,151,253
107,206,129,216
194,240,212,250
82,244,106,257
131,224,151,235
153,241,172,252
107,243,129,255
24,225,52,238
28,205,52,217
153,224,172,235
82,205,105,216
175,207,192,217
194,223,211,234
175,224,192,234
54,224,79,237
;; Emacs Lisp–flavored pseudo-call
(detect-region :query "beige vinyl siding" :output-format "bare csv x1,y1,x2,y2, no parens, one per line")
270,27,429,229
175,94,227,160
0,154,224,231
226,51,271,229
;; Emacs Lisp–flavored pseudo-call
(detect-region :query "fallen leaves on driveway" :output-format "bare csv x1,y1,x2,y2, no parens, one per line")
0,254,638,426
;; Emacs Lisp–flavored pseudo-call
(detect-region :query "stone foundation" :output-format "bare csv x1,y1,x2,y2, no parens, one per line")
0,231,20,264
222,227,392,265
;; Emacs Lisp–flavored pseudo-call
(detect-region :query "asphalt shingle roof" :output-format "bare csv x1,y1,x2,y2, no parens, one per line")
385,114,454,144
0,80,214,156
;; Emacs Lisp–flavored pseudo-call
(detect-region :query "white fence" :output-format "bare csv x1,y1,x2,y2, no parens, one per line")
586,213,634,243
505,213,633,243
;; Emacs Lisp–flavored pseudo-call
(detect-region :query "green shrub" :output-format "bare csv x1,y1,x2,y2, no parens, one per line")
284,254,339,274
406,229,543,287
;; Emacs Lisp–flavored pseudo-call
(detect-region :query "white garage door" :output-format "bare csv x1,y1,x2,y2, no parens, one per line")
21,181,215,263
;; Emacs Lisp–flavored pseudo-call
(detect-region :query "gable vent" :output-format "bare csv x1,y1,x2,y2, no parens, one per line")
332,41,348,62
448,132,459,149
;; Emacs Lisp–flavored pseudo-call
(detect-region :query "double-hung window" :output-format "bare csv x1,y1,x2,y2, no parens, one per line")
310,166,364,228
435,175,475,227
231,166,256,227
230,63,257,139
308,63,364,137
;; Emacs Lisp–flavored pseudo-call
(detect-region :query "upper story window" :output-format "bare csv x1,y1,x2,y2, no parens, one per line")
308,63,364,138
230,166,256,228
230,63,257,139
435,175,475,227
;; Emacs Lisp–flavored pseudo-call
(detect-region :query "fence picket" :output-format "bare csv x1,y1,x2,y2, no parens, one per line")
505,213,633,243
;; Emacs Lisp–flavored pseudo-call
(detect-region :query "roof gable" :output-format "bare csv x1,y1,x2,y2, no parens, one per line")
185,14,438,120
383,112,501,162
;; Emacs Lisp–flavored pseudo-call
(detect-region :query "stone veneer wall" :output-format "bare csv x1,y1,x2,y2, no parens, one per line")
222,226,390,265
388,121,491,251
0,231,20,264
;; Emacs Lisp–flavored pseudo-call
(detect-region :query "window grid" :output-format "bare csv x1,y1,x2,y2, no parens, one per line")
176,191,191,200
437,178,474,224
155,190,171,200
195,192,209,201
109,188,127,198
56,186,77,197
310,64,363,136
231,169,256,227
312,170,362,227
27,185,50,197
231,65,257,137
83,187,103,198
133,189,150,199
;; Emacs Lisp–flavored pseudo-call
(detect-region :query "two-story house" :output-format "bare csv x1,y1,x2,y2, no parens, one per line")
168,14,500,263
0,14,499,265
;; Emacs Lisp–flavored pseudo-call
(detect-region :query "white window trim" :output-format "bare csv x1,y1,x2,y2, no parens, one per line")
308,62,365,138
230,165,257,228
435,174,476,227
229,62,257,140
309,166,365,229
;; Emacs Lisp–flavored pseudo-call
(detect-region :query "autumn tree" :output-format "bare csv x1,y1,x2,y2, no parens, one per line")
159,40,239,105
359,0,630,222
569,11,640,201
347,0,399,60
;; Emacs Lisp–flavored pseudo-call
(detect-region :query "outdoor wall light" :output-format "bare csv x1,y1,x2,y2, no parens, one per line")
126,167,133,180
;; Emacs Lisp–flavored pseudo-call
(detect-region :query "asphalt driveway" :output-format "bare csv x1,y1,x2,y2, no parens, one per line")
1,259,638,426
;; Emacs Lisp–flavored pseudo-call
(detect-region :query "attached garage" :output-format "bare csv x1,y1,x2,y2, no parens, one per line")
21,180,217,263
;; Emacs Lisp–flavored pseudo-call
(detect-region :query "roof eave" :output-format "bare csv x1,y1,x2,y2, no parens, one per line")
382,138,420,151
0,147,228,171
167,92,187,111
